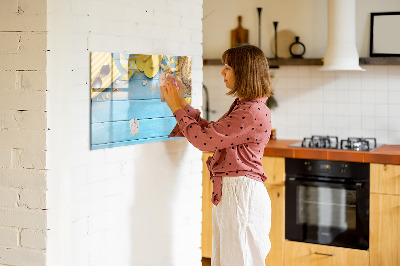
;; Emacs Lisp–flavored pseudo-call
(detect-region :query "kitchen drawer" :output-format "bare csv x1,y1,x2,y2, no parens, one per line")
284,241,369,266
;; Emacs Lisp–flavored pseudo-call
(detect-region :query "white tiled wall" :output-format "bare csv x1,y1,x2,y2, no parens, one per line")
203,65,400,144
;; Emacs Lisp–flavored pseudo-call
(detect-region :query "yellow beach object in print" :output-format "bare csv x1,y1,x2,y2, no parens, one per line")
90,52,121,99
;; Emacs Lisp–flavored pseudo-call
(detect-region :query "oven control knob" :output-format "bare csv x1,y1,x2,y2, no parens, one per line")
304,162,312,171
340,164,347,174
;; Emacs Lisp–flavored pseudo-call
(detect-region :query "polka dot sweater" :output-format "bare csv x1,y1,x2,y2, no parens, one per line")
169,97,272,206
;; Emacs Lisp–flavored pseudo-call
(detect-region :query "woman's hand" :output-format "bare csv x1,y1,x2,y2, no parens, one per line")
167,75,187,107
161,74,187,113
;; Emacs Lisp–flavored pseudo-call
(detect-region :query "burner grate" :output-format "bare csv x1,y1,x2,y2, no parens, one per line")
301,135,339,149
340,137,377,151
296,136,378,151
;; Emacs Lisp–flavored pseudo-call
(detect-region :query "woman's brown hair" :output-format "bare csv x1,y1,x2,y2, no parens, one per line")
221,44,273,99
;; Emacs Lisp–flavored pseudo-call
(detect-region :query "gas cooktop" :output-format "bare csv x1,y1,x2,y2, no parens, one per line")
289,135,382,151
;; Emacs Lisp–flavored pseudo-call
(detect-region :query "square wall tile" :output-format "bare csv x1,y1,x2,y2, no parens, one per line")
388,131,400,143
388,91,400,104
374,130,389,144
375,104,388,117
389,104,400,117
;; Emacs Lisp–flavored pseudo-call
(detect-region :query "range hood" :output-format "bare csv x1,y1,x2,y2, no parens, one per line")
320,0,365,71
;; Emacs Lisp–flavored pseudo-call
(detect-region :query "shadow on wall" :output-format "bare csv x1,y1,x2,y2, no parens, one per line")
129,139,190,265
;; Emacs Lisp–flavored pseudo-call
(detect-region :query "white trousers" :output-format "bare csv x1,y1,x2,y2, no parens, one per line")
212,176,271,266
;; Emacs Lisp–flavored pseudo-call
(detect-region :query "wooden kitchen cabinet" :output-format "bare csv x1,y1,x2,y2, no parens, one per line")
262,156,285,266
370,193,400,266
284,241,369,266
261,156,285,186
370,163,400,266
202,152,213,258
370,163,400,195
264,184,285,266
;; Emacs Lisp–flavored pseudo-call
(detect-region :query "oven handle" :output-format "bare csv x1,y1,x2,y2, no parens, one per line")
286,177,364,189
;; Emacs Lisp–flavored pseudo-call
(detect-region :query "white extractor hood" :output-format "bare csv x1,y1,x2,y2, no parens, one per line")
320,0,365,71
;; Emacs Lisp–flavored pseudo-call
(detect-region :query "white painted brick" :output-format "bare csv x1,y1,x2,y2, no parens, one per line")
20,149,46,170
153,11,180,27
0,53,46,71
0,129,46,150
0,169,47,189
189,3,203,19
16,70,47,91
134,25,170,42
190,159,203,174
71,166,88,187
182,42,202,56
0,90,46,111
166,0,192,15
87,212,109,233
0,32,46,71
0,247,45,266
0,12,46,32
19,189,46,209
0,227,19,247
72,218,88,238
192,55,203,68
120,37,153,55
19,0,47,15
0,150,11,169
0,187,19,208
1,110,46,130
20,229,46,249
10,148,21,169
0,208,46,230
191,31,203,44
0,33,20,54
0,0,18,14
181,16,202,30
105,178,123,196
0,71,16,90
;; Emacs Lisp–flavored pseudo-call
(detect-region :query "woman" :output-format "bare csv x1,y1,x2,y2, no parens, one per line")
161,44,273,266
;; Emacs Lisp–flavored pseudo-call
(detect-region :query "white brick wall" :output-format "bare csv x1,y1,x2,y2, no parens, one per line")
0,0,48,265
46,1,203,266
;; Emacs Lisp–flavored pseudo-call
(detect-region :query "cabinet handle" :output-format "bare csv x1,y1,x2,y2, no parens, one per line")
314,252,335,257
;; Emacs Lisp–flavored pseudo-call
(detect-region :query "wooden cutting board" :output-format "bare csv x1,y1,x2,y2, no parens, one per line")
231,16,249,48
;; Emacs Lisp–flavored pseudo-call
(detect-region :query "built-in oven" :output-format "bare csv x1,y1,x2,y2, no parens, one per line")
285,158,369,250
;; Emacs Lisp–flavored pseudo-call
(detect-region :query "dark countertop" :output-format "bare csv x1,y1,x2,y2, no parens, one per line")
263,139,400,165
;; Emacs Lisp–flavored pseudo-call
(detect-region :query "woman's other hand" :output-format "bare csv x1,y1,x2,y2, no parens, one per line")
166,75,187,107
161,74,187,113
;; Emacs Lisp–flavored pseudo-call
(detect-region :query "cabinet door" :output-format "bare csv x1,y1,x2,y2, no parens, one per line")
370,163,400,195
284,241,369,266
264,185,284,266
370,193,400,266
262,156,285,185
202,152,213,258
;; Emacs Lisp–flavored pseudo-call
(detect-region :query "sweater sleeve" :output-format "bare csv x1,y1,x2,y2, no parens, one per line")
169,104,210,137
172,106,257,152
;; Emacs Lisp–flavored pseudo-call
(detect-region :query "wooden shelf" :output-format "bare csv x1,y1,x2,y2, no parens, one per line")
203,58,323,67
359,57,400,65
268,58,322,67
203,57,400,67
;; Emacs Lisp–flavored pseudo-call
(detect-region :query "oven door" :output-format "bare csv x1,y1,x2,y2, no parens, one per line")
285,177,369,250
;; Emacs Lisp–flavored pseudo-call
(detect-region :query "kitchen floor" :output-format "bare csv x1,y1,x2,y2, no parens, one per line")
202,257,211,266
